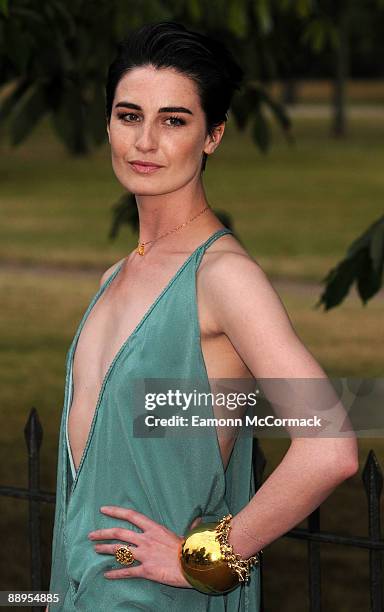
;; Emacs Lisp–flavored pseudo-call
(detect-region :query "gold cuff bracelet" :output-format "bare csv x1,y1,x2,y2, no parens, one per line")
180,513,262,594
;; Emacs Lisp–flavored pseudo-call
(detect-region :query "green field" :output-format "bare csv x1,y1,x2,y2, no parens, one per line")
0,110,383,610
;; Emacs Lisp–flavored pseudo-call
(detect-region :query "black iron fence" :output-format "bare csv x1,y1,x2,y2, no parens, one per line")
1,408,383,611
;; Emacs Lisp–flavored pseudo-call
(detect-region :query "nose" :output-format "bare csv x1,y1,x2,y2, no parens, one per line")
134,123,158,153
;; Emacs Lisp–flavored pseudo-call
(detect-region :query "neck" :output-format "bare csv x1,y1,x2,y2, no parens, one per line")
135,178,211,243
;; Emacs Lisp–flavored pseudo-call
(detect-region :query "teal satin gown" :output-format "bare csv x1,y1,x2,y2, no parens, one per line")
48,228,261,611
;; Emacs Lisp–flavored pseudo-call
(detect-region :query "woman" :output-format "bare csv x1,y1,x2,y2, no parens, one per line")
48,21,358,611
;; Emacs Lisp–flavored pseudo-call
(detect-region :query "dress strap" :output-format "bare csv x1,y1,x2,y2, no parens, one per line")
195,227,233,266
201,227,233,250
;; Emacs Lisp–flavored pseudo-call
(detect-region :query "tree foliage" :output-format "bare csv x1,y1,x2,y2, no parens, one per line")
0,0,317,154
316,216,384,310
0,1,117,152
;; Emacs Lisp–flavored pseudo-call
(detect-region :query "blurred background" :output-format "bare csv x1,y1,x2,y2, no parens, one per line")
0,1,383,611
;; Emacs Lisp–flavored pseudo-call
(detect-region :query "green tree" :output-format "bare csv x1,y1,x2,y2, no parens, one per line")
0,0,117,152
302,0,384,137
301,1,384,307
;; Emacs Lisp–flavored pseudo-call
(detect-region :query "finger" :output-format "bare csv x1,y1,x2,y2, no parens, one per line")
100,506,159,531
93,543,142,562
104,565,146,580
189,516,202,530
89,528,142,545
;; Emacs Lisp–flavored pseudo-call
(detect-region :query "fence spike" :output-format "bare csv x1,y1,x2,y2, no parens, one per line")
24,407,43,455
362,449,383,612
362,450,383,498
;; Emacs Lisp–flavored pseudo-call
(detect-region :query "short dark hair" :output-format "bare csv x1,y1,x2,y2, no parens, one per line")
105,21,244,172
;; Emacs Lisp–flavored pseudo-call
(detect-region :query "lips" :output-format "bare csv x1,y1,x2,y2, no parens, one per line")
129,160,163,167
129,160,164,174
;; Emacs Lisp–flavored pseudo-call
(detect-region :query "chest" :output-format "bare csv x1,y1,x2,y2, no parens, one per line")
66,255,251,476
72,267,178,389
71,260,251,401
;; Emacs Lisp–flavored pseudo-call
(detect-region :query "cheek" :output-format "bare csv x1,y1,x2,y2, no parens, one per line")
164,130,205,164
109,130,131,158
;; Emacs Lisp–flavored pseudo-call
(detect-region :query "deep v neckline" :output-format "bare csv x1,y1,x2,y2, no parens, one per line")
65,228,232,491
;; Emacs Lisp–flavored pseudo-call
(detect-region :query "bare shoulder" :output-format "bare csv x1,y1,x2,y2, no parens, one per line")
200,232,263,274
199,233,328,380
200,233,281,305
199,236,304,356
99,257,126,288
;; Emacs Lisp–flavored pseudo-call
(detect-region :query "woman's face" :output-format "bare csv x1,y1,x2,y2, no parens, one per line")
106,64,224,195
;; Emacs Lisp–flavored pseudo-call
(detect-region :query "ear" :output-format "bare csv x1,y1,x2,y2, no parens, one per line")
203,122,226,156
106,121,111,144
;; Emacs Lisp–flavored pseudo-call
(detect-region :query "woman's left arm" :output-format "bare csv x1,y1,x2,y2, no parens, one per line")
89,252,358,585
200,252,359,558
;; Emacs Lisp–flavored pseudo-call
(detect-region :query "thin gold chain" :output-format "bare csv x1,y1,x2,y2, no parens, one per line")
215,514,262,582
136,204,209,256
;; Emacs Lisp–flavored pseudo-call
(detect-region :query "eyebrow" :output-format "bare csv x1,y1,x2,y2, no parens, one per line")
114,101,193,115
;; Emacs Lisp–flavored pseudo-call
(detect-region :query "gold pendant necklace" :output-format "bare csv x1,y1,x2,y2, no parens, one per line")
136,204,209,256
137,243,145,256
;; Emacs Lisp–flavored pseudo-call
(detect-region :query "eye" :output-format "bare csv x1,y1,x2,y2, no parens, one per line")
165,116,186,127
115,113,186,127
117,112,141,123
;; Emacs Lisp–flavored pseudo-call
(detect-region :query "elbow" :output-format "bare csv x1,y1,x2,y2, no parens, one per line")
339,457,359,479
323,457,359,485
325,438,359,481
345,454,360,477
291,437,359,481
334,445,359,481
343,436,360,478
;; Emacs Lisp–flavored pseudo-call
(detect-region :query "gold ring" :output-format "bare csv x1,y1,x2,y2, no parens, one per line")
115,545,135,566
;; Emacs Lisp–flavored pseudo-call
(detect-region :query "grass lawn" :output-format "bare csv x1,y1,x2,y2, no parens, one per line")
0,113,383,609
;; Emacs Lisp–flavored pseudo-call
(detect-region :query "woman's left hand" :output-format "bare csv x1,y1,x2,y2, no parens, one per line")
88,505,201,588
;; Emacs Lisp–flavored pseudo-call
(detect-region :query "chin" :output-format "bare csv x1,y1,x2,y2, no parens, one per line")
122,176,188,196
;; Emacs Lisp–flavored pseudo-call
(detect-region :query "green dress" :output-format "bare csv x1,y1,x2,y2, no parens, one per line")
49,228,261,611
